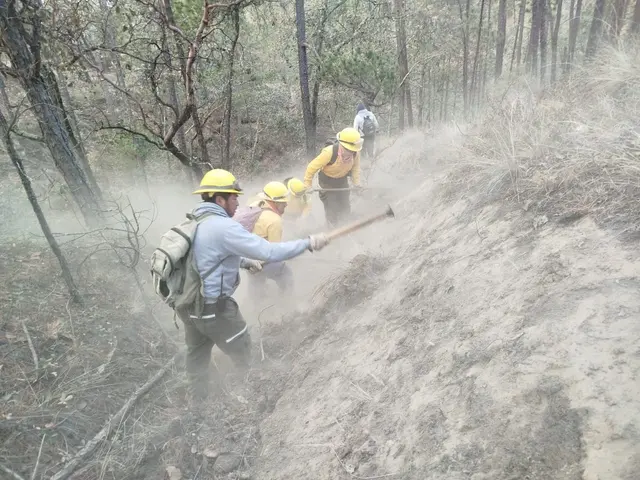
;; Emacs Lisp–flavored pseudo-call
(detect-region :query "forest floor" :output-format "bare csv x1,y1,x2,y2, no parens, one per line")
2,52,640,480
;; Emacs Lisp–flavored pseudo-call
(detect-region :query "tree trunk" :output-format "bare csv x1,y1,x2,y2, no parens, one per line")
405,88,414,128
0,76,10,110
222,7,240,169
395,0,412,128
586,0,606,58
512,0,527,71
551,0,564,83
496,0,507,77
610,0,628,37
0,4,101,225
0,109,82,304
161,0,193,181
471,0,486,106
457,0,471,116
528,0,542,75
540,0,548,82
295,0,315,155
417,66,424,127
52,68,102,199
633,0,640,33
568,0,583,65
99,0,126,90
444,63,451,122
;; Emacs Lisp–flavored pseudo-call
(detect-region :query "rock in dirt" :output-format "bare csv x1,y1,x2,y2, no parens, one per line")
203,447,219,459
214,454,242,474
165,465,182,480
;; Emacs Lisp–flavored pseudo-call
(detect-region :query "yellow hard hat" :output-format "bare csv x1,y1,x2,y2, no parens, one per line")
259,181,289,203
336,127,363,152
193,169,243,195
286,177,307,197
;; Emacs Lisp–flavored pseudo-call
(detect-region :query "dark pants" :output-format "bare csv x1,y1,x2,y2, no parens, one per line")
362,135,375,159
177,297,251,398
319,171,350,227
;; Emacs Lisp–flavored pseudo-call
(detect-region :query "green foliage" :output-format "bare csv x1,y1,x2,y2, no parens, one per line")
320,47,396,102
172,0,206,32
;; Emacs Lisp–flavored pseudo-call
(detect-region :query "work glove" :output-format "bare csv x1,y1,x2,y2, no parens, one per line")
242,259,263,274
308,233,330,252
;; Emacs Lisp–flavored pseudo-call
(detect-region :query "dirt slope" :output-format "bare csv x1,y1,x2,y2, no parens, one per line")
245,156,640,479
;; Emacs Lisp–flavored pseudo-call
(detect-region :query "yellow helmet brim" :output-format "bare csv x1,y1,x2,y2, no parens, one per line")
339,140,363,152
192,187,243,195
258,192,288,203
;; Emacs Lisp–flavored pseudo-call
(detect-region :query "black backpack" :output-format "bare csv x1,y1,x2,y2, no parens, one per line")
323,140,340,165
362,115,376,137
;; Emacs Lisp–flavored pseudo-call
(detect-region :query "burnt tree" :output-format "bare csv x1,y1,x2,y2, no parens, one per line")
0,0,102,225
586,0,606,58
222,7,240,169
295,0,316,154
496,0,507,77
0,108,82,303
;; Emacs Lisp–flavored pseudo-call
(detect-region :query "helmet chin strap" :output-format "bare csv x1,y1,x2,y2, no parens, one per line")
266,200,286,215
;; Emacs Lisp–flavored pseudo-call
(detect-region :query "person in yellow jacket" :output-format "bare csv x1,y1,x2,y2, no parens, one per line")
304,127,362,226
283,177,311,220
246,181,294,297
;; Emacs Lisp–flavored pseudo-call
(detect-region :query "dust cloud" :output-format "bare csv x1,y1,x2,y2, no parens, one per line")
2,87,639,478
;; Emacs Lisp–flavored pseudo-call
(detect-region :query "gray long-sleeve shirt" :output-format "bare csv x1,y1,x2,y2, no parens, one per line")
191,202,310,299
353,109,379,137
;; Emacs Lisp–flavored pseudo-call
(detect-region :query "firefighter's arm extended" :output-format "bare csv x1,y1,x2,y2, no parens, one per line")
303,148,332,188
225,221,310,263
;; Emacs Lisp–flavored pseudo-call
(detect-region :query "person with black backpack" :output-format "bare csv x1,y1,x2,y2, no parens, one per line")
303,127,362,227
353,102,379,159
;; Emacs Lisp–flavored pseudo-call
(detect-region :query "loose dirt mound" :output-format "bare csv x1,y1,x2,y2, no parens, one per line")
252,188,640,479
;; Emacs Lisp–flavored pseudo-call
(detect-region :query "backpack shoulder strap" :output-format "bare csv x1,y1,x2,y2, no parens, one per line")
327,142,339,166
187,211,223,280
201,258,224,281
186,211,215,223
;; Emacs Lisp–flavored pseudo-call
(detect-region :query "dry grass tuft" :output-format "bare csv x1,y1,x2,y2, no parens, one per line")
445,44,640,237
312,253,391,314
0,241,179,480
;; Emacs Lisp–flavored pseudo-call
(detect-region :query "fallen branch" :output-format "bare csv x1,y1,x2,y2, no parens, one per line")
0,463,26,480
21,321,39,382
31,434,46,480
49,352,182,480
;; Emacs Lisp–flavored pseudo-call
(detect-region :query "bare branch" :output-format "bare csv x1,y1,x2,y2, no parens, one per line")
0,463,26,480
98,125,165,149
148,52,178,115
21,321,40,382
49,353,181,480
82,57,163,135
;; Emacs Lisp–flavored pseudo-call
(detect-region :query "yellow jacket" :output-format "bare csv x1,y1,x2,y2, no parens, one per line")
304,145,360,187
252,203,283,242
285,194,311,219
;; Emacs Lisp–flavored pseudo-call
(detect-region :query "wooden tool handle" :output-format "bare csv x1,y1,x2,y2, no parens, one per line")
326,205,395,240
310,187,355,193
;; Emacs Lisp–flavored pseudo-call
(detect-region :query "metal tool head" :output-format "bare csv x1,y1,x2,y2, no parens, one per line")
385,205,395,218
